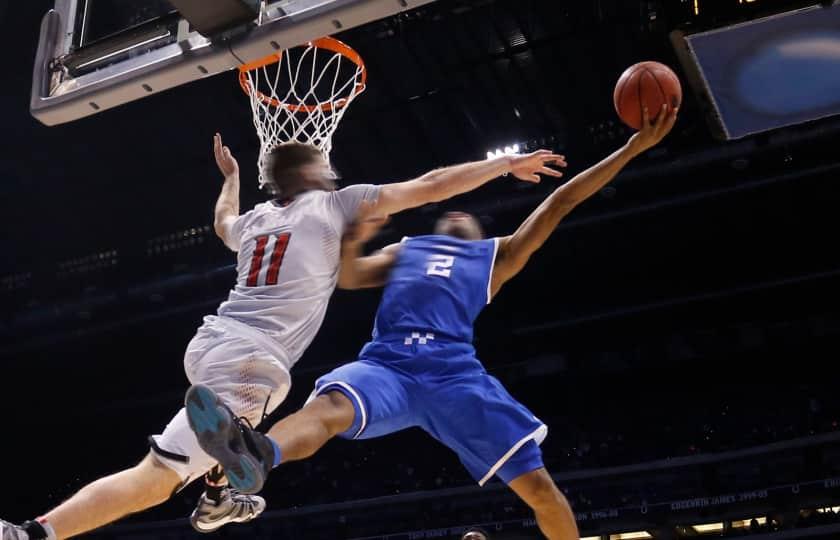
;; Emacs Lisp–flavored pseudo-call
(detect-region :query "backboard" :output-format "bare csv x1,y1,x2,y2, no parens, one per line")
31,0,438,126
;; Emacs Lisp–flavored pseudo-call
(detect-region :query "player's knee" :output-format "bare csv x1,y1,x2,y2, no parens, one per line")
130,454,182,508
314,392,356,437
518,470,567,512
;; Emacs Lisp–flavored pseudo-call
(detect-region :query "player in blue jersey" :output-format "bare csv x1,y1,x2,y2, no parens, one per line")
184,105,677,539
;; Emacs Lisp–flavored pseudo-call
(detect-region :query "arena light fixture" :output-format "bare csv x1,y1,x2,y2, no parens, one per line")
486,143,521,160
693,522,724,533
732,517,767,528
610,532,653,540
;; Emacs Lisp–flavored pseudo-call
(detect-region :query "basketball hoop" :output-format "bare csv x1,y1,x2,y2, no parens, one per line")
238,37,367,189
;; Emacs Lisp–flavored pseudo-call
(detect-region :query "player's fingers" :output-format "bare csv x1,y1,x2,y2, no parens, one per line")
656,105,675,137
666,107,679,130
526,173,541,183
642,106,651,129
655,103,668,128
540,166,564,178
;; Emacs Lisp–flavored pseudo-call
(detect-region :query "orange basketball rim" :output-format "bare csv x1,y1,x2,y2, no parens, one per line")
238,37,367,113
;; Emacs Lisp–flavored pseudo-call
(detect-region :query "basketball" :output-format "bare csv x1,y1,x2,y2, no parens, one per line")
614,61,682,130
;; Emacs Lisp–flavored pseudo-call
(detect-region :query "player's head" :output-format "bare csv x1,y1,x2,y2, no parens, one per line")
262,142,337,198
461,528,490,540
434,211,484,240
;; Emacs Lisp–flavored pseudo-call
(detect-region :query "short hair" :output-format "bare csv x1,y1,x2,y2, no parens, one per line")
262,142,324,197
462,528,490,540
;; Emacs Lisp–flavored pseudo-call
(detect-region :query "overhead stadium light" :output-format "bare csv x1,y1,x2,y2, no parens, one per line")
486,143,521,160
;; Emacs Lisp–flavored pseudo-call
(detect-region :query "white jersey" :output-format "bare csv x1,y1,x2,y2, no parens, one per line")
209,184,380,369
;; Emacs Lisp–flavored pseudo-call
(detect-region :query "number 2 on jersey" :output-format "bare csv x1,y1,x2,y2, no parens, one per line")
427,254,455,278
247,233,292,287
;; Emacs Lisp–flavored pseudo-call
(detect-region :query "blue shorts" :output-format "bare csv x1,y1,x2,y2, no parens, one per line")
313,340,547,486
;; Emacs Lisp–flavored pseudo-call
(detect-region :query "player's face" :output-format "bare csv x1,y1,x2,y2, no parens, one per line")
434,212,484,240
300,155,338,191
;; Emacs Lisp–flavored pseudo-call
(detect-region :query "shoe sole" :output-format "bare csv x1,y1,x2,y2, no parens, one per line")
185,385,266,494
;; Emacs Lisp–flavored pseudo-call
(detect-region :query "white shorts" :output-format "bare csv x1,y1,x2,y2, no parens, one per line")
150,317,291,486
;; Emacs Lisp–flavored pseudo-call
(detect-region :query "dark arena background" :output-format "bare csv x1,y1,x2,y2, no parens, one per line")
3,0,840,539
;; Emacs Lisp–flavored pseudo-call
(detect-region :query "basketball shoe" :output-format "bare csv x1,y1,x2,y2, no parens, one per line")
185,385,276,494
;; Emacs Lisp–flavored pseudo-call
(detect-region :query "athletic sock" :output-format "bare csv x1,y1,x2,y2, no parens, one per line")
21,519,56,540
269,437,283,469
204,465,229,504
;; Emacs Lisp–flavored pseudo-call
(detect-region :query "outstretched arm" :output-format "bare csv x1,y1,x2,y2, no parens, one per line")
373,151,566,217
212,133,242,251
338,201,400,290
491,105,678,294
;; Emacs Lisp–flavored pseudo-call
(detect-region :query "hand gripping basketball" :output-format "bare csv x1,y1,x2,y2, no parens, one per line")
628,104,679,155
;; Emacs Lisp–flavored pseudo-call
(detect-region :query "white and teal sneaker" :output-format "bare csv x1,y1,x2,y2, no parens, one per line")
190,488,266,533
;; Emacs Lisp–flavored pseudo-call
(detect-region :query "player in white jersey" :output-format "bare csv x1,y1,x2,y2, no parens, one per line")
0,134,564,540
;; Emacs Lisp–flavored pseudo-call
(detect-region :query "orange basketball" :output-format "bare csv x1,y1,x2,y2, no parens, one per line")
614,61,682,130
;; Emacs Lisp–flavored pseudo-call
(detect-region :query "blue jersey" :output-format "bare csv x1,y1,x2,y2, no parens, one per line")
319,236,546,486
370,235,499,344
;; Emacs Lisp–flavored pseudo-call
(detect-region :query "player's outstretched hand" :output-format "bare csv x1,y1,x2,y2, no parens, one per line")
345,200,389,245
509,150,567,183
214,133,240,179
628,104,678,155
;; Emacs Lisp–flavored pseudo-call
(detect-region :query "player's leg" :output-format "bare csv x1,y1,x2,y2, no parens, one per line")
266,391,356,459
1,395,232,540
182,325,289,532
0,452,183,540
507,465,578,540
423,371,578,540
184,384,356,493
185,359,415,493
43,453,182,539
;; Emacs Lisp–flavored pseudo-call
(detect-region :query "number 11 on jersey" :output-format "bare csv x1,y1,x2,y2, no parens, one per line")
247,233,292,287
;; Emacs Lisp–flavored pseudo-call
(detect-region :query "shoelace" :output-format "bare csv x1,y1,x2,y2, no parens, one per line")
232,415,269,466
228,489,259,511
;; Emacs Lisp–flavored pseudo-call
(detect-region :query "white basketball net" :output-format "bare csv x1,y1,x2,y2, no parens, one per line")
239,39,367,189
